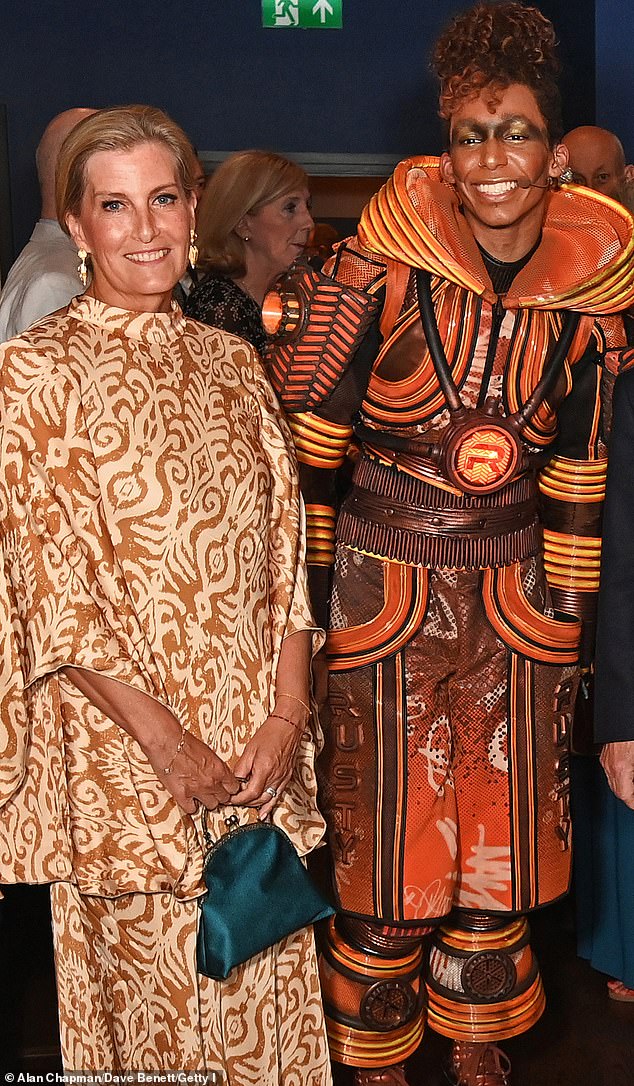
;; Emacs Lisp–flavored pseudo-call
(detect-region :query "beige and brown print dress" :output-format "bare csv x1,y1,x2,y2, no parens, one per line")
0,296,332,1083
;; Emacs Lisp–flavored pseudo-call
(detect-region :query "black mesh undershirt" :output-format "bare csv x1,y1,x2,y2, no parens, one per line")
477,235,541,295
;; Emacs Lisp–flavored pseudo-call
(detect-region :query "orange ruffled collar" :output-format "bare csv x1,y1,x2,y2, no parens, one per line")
358,156,634,314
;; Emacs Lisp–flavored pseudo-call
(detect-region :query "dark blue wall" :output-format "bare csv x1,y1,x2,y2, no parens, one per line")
596,0,634,158
1,1,599,257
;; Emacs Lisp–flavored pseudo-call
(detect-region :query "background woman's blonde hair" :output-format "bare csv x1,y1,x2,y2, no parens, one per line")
56,104,198,230
195,150,308,278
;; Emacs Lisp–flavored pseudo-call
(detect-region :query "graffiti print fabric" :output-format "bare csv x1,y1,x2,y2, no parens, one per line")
325,549,578,921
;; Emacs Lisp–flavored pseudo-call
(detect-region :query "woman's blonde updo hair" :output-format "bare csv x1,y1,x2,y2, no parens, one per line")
195,150,309,278
56,104,199,231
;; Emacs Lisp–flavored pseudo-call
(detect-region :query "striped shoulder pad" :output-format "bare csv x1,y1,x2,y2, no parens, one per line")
263,264,380,412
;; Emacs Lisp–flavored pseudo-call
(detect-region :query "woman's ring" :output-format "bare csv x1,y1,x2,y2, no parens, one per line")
265,785,278,798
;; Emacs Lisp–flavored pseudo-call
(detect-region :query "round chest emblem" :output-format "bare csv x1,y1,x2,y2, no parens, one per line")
453,426,518,490
360,980,417,1031
461,951,517,1000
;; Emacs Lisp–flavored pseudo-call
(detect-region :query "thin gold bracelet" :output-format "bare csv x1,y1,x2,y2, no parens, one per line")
163,725,187,774
276,692,311,715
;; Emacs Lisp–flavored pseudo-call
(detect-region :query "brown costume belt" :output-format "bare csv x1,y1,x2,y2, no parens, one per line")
337,455,541,569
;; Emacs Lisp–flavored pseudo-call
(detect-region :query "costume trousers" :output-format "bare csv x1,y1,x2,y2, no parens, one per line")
319,546,579,1066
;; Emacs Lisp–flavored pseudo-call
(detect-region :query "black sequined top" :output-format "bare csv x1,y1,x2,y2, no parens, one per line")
184,273,267,354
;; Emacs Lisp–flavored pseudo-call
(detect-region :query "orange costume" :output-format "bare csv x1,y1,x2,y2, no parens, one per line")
266,159,634,1074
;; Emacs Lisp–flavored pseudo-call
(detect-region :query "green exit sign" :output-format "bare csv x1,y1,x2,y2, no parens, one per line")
262,1,343,29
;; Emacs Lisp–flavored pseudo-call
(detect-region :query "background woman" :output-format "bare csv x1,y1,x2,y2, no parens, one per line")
185,149,313,352
0,105,331,1082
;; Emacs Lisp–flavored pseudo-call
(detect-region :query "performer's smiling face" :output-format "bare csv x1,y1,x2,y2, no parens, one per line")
440,83,568,259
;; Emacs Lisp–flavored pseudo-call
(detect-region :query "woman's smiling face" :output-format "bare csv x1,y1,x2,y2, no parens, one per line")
66,140,195,313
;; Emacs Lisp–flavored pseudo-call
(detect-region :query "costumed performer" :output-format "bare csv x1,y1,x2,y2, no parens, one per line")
262,3,634,1084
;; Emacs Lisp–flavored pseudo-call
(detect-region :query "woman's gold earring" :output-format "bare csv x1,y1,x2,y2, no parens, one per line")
188,229,198,267
77,249,88,288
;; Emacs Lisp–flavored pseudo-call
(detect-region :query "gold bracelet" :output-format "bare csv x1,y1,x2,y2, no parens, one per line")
270,713,310,738
276,692,311,715
163,725,187,774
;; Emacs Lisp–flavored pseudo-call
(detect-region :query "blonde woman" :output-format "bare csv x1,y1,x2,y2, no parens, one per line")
185,150,313,352
0,105,331,1083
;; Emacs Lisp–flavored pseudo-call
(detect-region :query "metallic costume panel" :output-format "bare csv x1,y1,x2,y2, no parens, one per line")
263,265,380,411
426,915,545,1042
320,917,427,1068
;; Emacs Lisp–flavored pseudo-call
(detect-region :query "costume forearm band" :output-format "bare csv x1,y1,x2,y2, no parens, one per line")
542,530,602,596
538,458,604,648
539,456,605,613
538,456,607,535
263,265,380,412
288,412,353,470
306,503,337,566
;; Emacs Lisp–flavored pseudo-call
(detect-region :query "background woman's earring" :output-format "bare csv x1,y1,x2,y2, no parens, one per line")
77,249,88,288
243,235,250,242
188,229,198,267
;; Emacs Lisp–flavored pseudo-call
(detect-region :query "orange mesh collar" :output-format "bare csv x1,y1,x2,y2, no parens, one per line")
358,156,634,315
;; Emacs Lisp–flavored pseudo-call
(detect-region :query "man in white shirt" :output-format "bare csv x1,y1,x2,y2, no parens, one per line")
0,107,95,342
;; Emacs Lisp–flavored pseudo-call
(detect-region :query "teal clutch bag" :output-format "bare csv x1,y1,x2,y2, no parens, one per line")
197,813,334,980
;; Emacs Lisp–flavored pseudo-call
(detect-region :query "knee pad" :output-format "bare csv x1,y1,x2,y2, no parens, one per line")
426,912,545,1042
319,915,428,1069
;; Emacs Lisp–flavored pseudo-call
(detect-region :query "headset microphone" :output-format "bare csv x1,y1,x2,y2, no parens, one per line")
517,168,573,191
516,178,551,189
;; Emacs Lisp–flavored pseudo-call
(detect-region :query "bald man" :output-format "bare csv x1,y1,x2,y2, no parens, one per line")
0,107,95,342
563,125,634,203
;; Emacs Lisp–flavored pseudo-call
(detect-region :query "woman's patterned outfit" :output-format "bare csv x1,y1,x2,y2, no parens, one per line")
0,296,332,1083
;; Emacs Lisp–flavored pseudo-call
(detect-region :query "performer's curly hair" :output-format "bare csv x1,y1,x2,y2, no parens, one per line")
433,2,563,142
